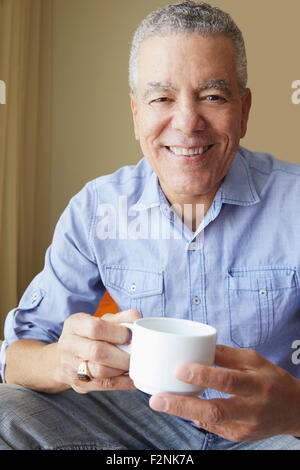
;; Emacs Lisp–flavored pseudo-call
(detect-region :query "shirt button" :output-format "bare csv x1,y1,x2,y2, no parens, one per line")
192,296,201,305
32,293,39,302
259,289,267,296
130,283,137,292
189,242,198,250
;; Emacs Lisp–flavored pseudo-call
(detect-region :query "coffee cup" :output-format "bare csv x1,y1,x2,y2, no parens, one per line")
118,317,217,395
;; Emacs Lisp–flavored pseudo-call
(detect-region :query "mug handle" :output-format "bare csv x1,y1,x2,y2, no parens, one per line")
116,322,135,353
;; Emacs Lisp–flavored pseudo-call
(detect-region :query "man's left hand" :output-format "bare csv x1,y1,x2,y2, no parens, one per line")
149,345,300,442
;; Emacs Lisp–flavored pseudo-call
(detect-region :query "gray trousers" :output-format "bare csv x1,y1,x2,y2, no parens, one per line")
1,384,300,450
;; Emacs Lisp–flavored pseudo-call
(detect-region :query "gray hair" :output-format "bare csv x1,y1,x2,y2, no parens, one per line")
129,1,247,96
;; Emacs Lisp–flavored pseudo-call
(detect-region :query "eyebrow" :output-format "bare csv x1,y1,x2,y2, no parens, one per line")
142,82,176,100
197,79,232,97
142,78,232,100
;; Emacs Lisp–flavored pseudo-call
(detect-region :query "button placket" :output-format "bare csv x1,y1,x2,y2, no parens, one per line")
189,241,198,250
187,244,207,324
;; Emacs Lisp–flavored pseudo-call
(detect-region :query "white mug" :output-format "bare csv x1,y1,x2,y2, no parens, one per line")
118,317,217,395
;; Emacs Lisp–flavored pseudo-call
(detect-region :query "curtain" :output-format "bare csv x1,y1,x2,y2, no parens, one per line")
0,0,53,335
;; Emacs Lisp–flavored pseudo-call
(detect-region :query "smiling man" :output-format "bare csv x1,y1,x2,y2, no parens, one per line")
130,32,251,228
1,1,300,451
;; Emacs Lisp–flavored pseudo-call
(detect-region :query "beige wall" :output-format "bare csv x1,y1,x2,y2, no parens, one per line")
51,0,300,230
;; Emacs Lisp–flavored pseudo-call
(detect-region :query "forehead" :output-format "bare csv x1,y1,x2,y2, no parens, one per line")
137,33,238,89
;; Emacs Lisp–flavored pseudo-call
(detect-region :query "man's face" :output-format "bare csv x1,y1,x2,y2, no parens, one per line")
130,33,251,204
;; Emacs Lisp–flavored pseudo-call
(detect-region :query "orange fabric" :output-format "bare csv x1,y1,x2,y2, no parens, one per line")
94,290,119,317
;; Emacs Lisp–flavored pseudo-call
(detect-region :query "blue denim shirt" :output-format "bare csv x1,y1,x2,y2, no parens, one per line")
1,146,300,399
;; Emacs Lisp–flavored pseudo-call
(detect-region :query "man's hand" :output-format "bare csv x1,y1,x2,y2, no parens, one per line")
56,309,141,393
149,345,300,442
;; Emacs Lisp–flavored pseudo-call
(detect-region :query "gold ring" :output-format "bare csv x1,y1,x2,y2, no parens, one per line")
77,360,93,382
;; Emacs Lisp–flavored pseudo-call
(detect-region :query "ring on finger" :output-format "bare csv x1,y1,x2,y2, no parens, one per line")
77,360,93,382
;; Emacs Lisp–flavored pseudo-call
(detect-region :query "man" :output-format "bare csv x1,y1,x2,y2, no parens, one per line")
1,1,300,450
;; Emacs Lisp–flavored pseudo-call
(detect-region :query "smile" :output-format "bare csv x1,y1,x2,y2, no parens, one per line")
166,145,214,156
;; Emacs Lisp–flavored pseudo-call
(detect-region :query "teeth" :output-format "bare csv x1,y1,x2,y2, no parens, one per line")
168,146,210,156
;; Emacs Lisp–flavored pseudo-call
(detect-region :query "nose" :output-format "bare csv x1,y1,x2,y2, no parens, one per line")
171,99,206,135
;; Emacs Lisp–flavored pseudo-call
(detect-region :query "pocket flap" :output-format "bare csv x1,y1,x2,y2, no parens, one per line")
105,266,163,298
228,268,297,291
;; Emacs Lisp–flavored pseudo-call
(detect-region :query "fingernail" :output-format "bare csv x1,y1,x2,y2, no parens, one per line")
150,396,168,412
176,365,194,382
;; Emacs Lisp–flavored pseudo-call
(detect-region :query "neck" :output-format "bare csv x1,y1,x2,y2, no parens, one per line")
160,184,220,232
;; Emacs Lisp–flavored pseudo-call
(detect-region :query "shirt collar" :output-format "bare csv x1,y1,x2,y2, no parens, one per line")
219,147,260,206
132,147,260,212
131,161,161,211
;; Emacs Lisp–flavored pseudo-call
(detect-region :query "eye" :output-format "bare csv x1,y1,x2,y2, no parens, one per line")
203,95,226,102
151,97,170,103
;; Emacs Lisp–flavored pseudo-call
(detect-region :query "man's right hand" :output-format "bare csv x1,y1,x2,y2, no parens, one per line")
55,309,141,393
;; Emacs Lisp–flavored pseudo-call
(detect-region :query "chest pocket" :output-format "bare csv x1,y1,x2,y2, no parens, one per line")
228,268,298,348
105,266,164,317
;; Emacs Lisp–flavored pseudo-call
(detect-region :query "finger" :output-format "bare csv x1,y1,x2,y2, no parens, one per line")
65,313,132,344
102,309,141,324
214,344,265,371
73,374,136,393
175,363,261,397
61,336,130,370
87,361,126,378
149,393,250,426
59,351,127,378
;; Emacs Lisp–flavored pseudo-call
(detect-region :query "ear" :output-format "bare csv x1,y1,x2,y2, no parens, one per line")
130,92,140,141
240,88,252,138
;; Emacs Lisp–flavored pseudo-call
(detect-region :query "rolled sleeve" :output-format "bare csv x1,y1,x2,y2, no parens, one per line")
1,180,105,382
